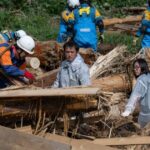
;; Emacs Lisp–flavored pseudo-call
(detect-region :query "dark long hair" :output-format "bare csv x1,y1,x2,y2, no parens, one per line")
133,58,150,78
148,0,150,7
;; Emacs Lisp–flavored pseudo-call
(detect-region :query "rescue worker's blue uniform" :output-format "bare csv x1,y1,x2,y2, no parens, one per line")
69,3,104,52
136,7,150,48
57,7,74,43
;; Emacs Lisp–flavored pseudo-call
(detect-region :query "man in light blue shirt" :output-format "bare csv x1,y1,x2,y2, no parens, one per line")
52,40,91,88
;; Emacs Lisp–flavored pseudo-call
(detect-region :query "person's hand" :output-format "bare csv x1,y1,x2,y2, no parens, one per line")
121,110,131,117
133,37,138,46
24,70,35,80
99,34,104,43
24,70,35,84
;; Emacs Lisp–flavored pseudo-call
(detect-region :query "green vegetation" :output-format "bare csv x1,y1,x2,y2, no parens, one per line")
0,0,145,52
104,33,142,53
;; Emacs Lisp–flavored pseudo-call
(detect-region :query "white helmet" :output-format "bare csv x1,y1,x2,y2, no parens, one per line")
17,35,35,54
15,30,27,39
68,0,80,8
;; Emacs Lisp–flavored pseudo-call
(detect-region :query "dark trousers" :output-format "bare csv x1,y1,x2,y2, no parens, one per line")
0,74,12,88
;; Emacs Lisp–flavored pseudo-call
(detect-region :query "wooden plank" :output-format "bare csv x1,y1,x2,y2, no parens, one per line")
0,125,70,150
104,15,142,26
92,136,150,146
0,87,100,98
45,133,117,150
15,126,32,134
92,73,130,92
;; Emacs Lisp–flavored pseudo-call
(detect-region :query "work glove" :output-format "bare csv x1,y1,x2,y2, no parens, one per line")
99,34,104,43
24,70,35,81
121,110,131,117
133,37,138,46
62,33,68,42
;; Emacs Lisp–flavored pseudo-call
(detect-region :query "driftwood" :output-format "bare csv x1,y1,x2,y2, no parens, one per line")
122,7,146,12
34,40,63,70
90,46,129,79
65,99,97,110
25,57,40,69
113,24,139,35
34,68,59,87
92,73,131,92
104,15,142,27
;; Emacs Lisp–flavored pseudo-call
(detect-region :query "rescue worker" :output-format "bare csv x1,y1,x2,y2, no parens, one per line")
0,30,27,43
52,40,91,88
57,0,80,43
133,0,150,68
0,35,35,88
122,59,150,128
68,0,104,52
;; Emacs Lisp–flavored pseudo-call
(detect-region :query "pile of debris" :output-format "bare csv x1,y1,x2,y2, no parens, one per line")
1,14,150,149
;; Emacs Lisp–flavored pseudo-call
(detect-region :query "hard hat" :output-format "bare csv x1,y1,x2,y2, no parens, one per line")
16,35,35,54
15,30,27,39
68,0,80,8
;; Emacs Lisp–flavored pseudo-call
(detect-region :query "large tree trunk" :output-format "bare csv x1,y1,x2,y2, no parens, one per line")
92,73,132,92
104,15,142,26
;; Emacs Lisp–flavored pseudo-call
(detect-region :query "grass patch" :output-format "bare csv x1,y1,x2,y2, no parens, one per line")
0,10,60,41
104,32,142,53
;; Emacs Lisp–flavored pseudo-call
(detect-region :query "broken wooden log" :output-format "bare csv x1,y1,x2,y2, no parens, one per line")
90,46,129,79
0,87,100,98
34,68,59,87
34,40,63,71
122,7,146,13
65,99,97,110
92,73,131,92
104,15,142,27
25,57,40,69
113,24,139,35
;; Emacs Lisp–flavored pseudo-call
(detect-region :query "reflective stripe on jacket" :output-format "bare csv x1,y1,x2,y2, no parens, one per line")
69,3,103,51
0,43,24,76
136,7,150,48
57,8,74,43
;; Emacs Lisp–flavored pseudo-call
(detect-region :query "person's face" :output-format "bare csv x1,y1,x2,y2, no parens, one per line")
17,48,27,59
134,62,141,77
65,46,77,62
